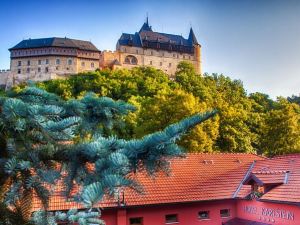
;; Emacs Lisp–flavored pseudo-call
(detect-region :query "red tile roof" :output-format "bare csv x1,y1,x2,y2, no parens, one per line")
238,154,300,204
32,153,262,211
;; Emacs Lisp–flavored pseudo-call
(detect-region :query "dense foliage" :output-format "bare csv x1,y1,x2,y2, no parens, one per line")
26,63,300,156
0,85,216,224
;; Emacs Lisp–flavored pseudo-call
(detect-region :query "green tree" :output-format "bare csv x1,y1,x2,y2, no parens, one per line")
260,98,300,156
134,89,219,152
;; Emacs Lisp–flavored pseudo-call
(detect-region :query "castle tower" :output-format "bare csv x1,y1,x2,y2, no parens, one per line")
188,27,201,74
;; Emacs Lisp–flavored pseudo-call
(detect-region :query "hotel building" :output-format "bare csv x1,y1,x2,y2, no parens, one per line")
32,153,300,225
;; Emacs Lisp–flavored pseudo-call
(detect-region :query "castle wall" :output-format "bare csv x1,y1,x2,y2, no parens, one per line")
111,45,201,76
10,55,99,85
0,70,11,88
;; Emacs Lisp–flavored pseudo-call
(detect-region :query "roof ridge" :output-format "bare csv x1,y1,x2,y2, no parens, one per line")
271,153,300,159
187,152,261,156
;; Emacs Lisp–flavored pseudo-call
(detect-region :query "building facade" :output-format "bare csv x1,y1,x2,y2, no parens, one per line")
8,37,101,86
100,19,201,76
32,153,300,225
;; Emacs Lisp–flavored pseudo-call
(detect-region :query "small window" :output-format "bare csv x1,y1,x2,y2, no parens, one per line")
26,68,30,73
38,60,41,65
56,58,60,65
151,51,153,55
165,214,178,224
45,67,48,73
38,67,41,73
17,69,21,74
81,61,85,67
68,59,72,65
220,209,230,218
91,62,94,68
198,211,209,220
160,62,163,66
124,48,127,53
169,63,172,67
150,61,152,65
56,66,59,70
136,49,139,54
46,59,49,64
129,217,143,225
173,54,176,57
18,61,21,66
27,60,30,66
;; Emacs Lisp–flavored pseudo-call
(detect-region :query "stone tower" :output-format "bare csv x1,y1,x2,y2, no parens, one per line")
188,27,201,74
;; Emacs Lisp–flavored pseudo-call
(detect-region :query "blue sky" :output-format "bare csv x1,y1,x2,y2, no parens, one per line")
1,0,300,98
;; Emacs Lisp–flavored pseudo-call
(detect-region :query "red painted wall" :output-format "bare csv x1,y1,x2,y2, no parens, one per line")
236,199,300,225
101,200,236,225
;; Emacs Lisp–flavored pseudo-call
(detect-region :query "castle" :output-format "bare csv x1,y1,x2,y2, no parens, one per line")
0,19,201,88
100,18,201,76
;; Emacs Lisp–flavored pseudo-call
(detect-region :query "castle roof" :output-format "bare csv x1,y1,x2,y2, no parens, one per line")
10,37,100,52
117,21,200,54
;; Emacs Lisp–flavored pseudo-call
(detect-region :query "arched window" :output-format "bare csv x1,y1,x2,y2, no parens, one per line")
124,55,138,65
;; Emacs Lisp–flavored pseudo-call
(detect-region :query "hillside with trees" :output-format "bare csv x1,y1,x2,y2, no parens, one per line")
11,61,299,157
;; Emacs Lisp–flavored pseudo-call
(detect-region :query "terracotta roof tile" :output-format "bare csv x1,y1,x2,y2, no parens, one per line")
239,154,300,204
32,153,263,211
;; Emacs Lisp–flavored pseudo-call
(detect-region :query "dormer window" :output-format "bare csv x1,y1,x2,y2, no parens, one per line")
243,171,288,199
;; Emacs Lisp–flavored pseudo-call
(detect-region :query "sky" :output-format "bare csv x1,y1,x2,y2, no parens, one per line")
0,0,300,98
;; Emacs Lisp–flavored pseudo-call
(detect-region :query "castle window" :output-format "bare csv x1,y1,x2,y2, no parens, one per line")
124,55,138,65
91,62,94,68
68,59,72,65
150,61,152,65
151,51,153,55
38,67,41,73
81,61,85,67
183,55,186,59
136,50,139,54
124,48,127,53
56,58,60,65
27,60,30,66
56,66,59,70
125,57,130,64
38,60,41,65
160,62,162,66
17,69,21,74
46,59,49,64
189,56,191,59
45,67,48,73
169,63,172,67
26,68,30,73
161,52,164,57
18,61,21,66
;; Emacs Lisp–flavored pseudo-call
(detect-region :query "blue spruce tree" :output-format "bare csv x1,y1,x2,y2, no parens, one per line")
0,86,216,225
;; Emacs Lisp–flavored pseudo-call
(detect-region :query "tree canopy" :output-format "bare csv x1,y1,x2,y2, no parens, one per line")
25,63,300,156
